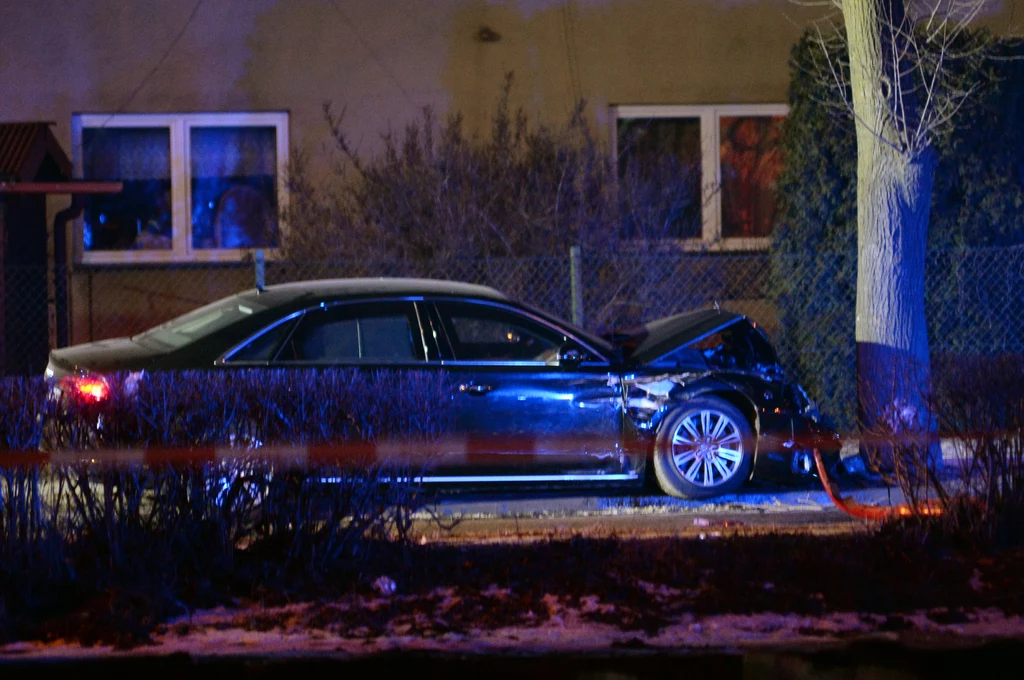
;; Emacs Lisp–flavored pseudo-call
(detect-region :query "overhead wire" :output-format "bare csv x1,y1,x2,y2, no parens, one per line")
91,0,206,131
561,0,584,111
328,0,417,108
76,0,206,163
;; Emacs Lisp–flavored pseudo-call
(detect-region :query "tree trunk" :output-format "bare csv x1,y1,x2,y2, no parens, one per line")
845,0,937,467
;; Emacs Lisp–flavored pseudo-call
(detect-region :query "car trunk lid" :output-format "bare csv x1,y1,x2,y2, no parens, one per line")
46,337,160,377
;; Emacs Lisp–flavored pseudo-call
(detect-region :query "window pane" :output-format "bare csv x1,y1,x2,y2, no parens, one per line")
439,303,564,362
300,319,360,361
359,317,418,361
616,117,702,239
277,304,419,363
227,316,299,362
719,115,784,238
295,316,415,362
190,126,279,250
81,127,172,251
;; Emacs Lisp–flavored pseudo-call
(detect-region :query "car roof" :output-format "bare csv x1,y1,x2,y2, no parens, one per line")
241,277,510,306
227,277,614,357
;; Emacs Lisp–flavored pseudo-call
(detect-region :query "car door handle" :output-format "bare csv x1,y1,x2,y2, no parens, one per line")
459,383,494,396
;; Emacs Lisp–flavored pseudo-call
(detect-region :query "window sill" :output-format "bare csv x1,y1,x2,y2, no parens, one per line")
76,248,279,267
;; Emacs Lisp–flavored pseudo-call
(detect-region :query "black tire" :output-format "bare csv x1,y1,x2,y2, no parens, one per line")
652,396,754,499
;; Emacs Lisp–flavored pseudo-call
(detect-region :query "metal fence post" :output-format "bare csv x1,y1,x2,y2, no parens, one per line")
570,245,584,328
254,249,266,290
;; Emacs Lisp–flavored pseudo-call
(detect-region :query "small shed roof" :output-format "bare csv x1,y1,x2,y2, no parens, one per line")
0,122,71,182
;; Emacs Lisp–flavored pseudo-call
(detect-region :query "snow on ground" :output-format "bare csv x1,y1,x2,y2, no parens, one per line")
3,601,1024,660
1,442,1003,662
423,482,909,524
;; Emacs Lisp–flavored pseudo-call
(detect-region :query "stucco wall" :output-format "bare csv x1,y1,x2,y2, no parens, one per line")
0,0,842,175
4,0,1020,171
1,0,1022,349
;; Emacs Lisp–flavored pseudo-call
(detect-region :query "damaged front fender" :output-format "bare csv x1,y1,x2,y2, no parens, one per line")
622,370,840,485
623,371,741,432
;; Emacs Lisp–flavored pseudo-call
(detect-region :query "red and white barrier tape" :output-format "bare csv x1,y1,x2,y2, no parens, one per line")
0,433,652,469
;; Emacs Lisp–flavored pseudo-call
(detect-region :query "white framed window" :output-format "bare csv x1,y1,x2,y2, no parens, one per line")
611,104,787,250
72,112,289,264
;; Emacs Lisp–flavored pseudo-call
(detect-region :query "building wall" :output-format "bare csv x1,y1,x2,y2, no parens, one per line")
4,0,1020,170
1,0,1021,347
0,0,850,176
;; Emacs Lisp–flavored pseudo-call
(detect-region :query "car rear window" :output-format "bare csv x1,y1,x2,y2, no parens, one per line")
225,315,299,362
135,295,267,349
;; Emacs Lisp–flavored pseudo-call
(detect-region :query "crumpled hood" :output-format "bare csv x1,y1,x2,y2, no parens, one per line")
618,308,745,365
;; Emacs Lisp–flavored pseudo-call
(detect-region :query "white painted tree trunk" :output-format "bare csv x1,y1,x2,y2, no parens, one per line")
844,0,936,460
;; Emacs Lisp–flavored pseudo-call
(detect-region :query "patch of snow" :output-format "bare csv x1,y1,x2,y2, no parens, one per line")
5,603,1024,660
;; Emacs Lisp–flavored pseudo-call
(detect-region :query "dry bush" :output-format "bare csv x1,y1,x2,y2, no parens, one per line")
928,353,1024,546
282,73,702,270
852,348,941,497
858,368,947,513
0,369,453,643
0,378,67,637
0,462,436,644
33,368,454,452
248,459,438,580
860,353,1024,548
0,377,48,451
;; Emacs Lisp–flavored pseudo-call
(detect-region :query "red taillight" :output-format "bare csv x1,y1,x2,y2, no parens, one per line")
61,375,110,402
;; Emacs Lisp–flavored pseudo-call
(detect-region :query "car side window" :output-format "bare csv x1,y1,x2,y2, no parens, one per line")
276,302,423,363
434,301,566,363
224,315,300,363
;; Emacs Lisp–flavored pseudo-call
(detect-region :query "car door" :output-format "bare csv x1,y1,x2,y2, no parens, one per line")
428,299,633,481
221,298,445,463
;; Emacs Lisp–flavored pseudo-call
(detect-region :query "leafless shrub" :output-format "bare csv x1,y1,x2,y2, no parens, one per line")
34,368,454,452
1,378,69,633
0,465,70,643
928,353,1024,546
282,73,703,270
0,378,48,451
856,351,946,508
249,459,437,580
0,369,454,642
1,460,438,642
860,351,1024,547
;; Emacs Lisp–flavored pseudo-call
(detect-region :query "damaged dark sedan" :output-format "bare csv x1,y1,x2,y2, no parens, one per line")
45,278,840,499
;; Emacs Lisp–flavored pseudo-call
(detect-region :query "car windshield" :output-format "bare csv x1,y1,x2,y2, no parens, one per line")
134,294,267,349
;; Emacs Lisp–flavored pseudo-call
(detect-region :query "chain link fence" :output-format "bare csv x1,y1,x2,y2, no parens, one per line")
261,250,776,333
1,265,50,377
2,246,1022,431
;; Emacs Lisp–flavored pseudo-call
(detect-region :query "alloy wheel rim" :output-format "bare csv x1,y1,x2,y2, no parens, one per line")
670,409,744,487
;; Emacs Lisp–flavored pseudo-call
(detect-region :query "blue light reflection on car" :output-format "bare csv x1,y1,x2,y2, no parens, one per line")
43,278,842,499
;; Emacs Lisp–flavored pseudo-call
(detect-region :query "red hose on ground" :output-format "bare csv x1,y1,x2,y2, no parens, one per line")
812,448,942,520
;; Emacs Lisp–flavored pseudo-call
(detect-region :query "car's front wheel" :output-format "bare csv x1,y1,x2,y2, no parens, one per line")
653,396,754,499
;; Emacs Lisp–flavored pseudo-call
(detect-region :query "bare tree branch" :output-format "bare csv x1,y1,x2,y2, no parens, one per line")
802,0,996,158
